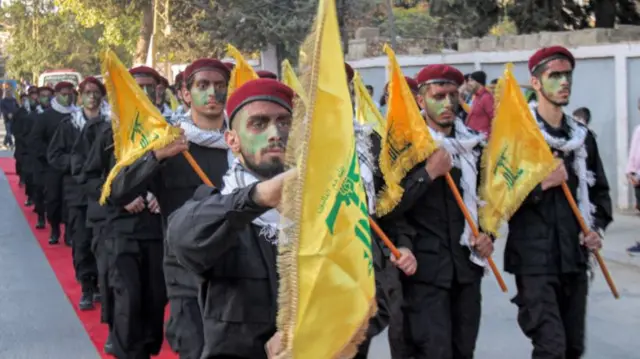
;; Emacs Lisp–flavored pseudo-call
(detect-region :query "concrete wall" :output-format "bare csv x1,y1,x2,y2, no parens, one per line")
349,43,640,210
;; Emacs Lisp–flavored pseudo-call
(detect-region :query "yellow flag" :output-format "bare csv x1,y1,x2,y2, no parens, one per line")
166,88,179,111
226,44,258,96
99,49,181,204
280,59,308,107
376,45,438,217
353,71,385,135
479,63,555,235
277,0,375,357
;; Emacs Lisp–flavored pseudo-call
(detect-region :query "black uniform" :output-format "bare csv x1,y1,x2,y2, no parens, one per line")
80,119,118,326
28,107,70,241
505,115,612,359
108,143,229,359
356,133,407,359
87,125,167,358
19,108,46,219
168,184,278,359
385,130,486,359
48,113,99,293
12,106,30,185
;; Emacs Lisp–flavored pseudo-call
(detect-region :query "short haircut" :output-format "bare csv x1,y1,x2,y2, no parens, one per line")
573,107,591,125
490,78,498,85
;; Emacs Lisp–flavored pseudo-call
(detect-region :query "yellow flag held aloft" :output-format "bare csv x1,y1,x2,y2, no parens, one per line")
376,45,438,217
99,49,181,204
277,0,376,357
226,44,258,96
281,59,308,107
479,63,555,235
353,71,385,135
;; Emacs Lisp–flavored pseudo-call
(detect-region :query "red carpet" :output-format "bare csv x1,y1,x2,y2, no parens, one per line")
0,158,178,359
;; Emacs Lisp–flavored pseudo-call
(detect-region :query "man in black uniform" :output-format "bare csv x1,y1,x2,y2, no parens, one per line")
506,46,612,359
108,59,232,359
29,81,76,244
25,86,53,229
167,78,294,359
48,77,105,310
12,86,39,204
384,65,494,359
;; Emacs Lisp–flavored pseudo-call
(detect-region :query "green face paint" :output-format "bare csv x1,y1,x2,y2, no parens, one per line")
541,73,572,98
82,92,100,109
233,110,288,178
191,87,215,107
426,96,451,116
57,94,70,106
40,96,51,106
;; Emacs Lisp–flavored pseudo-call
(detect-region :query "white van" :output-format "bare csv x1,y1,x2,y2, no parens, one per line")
38,69,83,87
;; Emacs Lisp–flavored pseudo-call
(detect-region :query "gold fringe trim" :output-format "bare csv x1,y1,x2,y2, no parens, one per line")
98,49,181,205
478,63,555,236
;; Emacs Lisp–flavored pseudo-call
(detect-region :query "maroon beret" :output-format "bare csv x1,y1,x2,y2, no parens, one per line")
226,78,295,126
38,86,54,94
184,58,230,84
54,81,75,92
79,76,106,96
257,70,278,80
159,77,170,87
27,86,38,94
174,72,184,85
345,63,354,83
415,64,465,87
223,62,235,71
528,46,575,73
384,76,419,94
129,66,162,83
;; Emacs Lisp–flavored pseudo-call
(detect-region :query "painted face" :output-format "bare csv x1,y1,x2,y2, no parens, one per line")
135,75,157,102
420,83,459,128
56,88,73,106
81,83,103,110
537,58,573,106
39,91,53,107
186,70,227,117
28,93,38,106
232,101,292,178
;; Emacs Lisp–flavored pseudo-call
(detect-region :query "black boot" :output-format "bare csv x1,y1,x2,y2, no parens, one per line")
104,334,114,355
49,225,60,245
24,198,32,207
64,232,72,247
78,290,95,311
35,216,45,229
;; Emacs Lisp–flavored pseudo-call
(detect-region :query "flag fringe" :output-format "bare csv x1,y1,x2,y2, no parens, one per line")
478,64,555,235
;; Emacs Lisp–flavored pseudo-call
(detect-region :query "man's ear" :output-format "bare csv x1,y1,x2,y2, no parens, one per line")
530,75,541,92
416,93,426,110
183,88,192,105
224,129,241,154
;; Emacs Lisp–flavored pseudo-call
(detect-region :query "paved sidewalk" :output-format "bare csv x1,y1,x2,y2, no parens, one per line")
599,211,640,268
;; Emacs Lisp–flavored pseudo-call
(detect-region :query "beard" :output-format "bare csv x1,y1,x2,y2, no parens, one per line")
541,90,569,107
243,153,285,179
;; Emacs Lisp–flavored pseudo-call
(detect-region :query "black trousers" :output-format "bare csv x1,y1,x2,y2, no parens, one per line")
68,206,97,289
634,186,640,210
44,173,63,227
109,240,167,359
402,280,482,359
166,297,204,359
512,273,588,359
92,226,113,325
355,265,406,359
31,182,45,217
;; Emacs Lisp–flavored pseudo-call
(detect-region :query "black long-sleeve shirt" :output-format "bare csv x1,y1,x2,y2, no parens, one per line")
504,114,612,275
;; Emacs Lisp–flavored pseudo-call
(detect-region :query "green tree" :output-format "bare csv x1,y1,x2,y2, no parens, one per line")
1,0,110,80
54,0,147,65
195,0,374,63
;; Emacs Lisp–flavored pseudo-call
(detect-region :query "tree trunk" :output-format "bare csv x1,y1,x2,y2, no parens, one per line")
134,0,154,66
594,0,616,28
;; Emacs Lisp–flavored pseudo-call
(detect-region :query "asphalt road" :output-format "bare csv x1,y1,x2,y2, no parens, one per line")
368,238,640,359
0,148,638,358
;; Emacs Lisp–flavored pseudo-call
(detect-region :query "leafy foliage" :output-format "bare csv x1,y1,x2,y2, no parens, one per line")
1,0,127,80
